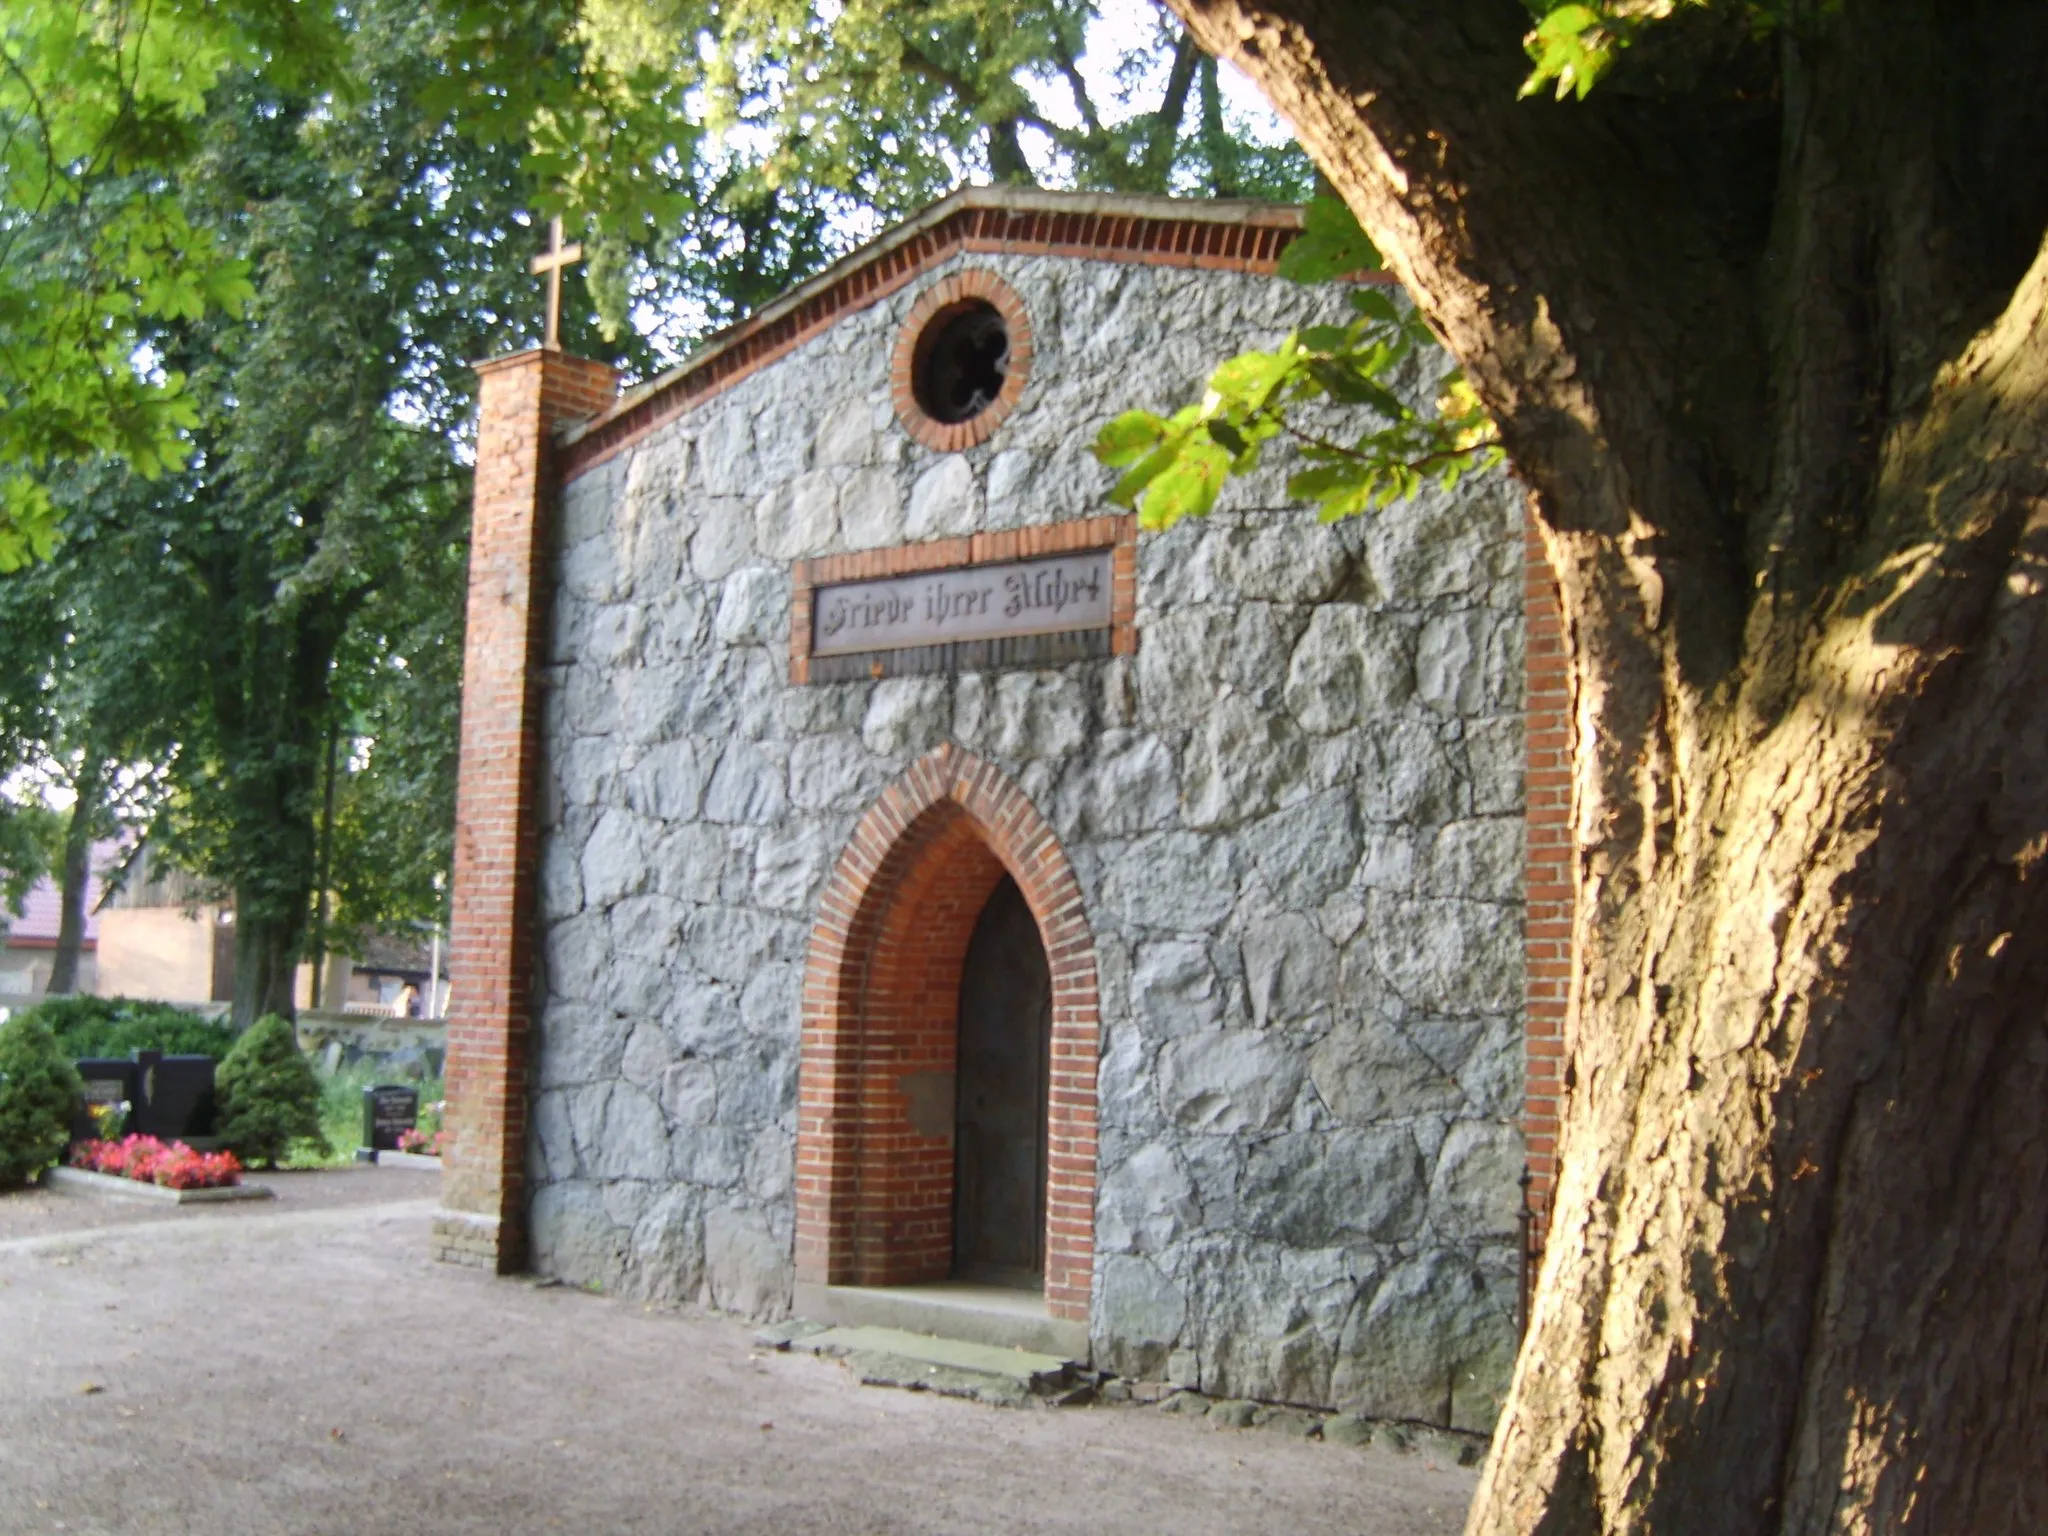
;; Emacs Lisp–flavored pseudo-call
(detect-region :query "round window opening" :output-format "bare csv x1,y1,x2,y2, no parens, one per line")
912,299,1011,425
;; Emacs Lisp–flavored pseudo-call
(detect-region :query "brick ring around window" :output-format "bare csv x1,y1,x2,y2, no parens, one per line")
891,269,1033,452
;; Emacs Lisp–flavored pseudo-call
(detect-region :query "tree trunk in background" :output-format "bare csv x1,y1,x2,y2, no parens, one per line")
305,716,341,1012
1165,3,2048,1531
210,596,343,1033
44,788,94,995
231,902,304,1028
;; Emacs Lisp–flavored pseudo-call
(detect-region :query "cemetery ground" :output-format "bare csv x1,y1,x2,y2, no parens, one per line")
0,1169,1479,1535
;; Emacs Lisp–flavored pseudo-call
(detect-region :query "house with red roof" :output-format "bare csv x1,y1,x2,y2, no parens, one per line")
0,845,111,1001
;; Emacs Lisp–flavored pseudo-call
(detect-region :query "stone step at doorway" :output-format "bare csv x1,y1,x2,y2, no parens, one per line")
761,1321,1088,1409
790,1279,1088,1359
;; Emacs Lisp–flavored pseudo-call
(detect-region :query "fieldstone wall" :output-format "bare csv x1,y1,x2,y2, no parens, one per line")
528,248,1527,1429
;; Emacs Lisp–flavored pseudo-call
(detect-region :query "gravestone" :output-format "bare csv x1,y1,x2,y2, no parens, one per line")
71,1059,142,1141
127,1051,218,1140
360,1084,419,1158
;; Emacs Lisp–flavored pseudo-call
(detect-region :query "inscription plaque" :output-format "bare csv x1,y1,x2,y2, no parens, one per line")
812,550,1112,658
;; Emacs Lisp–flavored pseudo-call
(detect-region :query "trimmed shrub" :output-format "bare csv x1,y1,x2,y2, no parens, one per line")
0,1014,86,1187
216,1015,327,1168
16,994,122,1042
21,995,236,1062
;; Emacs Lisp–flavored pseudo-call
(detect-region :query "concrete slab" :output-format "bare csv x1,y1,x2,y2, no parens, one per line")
799,1324,1071,1384
43,1167,274,1205
795,1279,1089,1359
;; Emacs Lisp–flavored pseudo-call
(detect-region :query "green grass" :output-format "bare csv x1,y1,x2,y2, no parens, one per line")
281,1058,444,1169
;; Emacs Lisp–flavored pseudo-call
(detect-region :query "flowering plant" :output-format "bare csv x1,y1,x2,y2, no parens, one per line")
87,1100,130,1140
153,1145,242,1189
395,1126,447,1157
70,1134,241,1188
71,1133,167,1178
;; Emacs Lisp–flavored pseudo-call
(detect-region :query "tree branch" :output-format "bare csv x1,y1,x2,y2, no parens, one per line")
1139,27,1203,188
1047,28,1105,141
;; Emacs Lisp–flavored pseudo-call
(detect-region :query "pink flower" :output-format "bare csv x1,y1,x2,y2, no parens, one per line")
71,1135,242,1188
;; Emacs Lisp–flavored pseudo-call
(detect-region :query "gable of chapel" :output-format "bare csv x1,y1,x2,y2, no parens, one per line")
436,188,1569,1433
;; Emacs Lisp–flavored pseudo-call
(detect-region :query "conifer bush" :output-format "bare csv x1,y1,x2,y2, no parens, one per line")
215,1015,326,1168
0,1014,86,1187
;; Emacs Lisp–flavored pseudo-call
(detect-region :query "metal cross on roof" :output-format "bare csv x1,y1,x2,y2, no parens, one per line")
529,215,584,351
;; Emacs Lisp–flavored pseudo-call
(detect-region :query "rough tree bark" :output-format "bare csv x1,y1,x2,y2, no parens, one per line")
1163,2,2048,1531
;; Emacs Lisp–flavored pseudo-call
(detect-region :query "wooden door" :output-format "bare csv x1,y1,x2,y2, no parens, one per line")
951,876,1051,1287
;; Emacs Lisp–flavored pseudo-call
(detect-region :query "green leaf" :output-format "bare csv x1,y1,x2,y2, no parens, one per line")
1287,463,1367,500
1208,348,1294,411
1138,439,1233,530
1277,195,1382,285
1348,287,1403,325
1108,439,1187,508
1093,409,1171,468
1519,4,1618,101
1206,419,1250,457
1306,363,1409,423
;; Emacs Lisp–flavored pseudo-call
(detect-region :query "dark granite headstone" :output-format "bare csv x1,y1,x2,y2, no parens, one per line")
361,1084,419,1154
129,1052,218,1139
72,1059,142,1140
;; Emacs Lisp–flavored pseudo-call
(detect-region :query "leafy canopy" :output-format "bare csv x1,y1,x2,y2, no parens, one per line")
4,0,1308,555
0,0,346,567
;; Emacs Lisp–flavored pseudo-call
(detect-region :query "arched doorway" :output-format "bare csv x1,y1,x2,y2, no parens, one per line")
795,746,1099,1324
953,876,1052,1287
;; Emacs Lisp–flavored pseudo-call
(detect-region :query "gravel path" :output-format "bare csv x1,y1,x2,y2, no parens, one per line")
0,1172,1478,1535
0,1164,443,1245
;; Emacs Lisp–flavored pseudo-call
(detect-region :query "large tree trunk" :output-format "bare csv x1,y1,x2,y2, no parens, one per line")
1164,2,2048,1530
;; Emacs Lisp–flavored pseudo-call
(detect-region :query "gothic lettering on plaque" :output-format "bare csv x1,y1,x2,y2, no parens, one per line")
811,550,1112,658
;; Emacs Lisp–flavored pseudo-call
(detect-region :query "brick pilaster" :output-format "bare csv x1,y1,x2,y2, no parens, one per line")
1522,507,1572,1244
433,347,618,1273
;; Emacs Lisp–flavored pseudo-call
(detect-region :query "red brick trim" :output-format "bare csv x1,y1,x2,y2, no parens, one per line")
557,195,1386,482
788,514,1138,685
796,746,1100,1323
1523,504,1571,1243
436,348,620,1273
890,269,1033,452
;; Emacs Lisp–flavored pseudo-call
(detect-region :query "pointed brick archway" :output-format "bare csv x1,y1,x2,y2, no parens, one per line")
796,746,1099,1323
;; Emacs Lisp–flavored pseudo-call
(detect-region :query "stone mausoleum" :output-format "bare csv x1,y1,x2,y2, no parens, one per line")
434,188,1569,1431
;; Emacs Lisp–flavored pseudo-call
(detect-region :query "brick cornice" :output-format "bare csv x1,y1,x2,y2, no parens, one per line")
558,189,1342,483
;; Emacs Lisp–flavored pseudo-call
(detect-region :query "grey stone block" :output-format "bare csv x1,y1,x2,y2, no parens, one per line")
703,1203,793,1318
1158,1030,1304,1135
